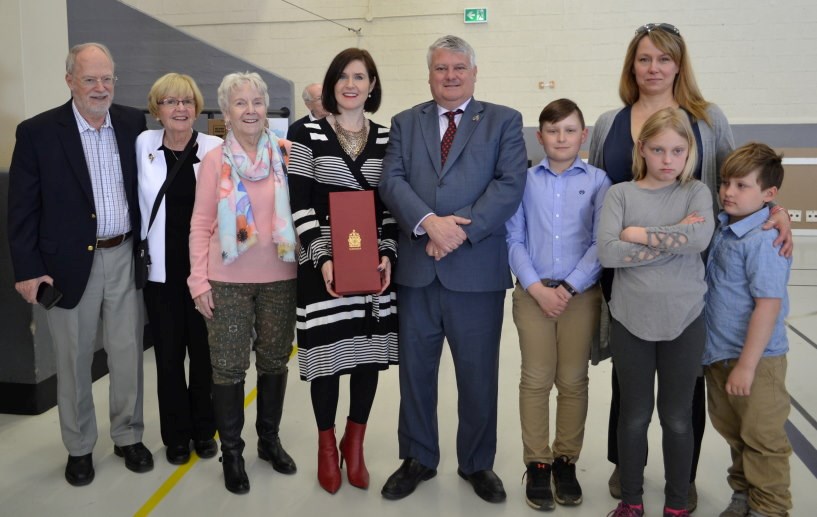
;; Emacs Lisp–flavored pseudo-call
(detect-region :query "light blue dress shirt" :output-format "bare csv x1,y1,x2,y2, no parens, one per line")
506,156,611,293
703,206,791,365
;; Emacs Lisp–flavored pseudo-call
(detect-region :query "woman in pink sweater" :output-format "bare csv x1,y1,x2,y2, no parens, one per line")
188,72,297,494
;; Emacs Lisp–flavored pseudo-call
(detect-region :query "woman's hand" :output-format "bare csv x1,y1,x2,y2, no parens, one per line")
377,256,392,294
194,290,215,320
762,207,793,257
321,260,341,298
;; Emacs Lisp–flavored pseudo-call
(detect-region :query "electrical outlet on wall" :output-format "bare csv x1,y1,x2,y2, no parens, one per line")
789,209,802,222
806,210,817,223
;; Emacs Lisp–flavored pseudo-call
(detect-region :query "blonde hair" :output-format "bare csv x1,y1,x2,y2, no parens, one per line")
619,28,711,126
632,107,698,184
146,73,205,119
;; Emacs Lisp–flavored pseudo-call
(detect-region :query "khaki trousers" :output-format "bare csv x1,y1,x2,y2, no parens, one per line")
512,282,601,464
705,355,792,517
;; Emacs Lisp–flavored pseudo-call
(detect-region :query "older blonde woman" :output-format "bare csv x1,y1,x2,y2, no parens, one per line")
188,72,298,494
137,73,223,466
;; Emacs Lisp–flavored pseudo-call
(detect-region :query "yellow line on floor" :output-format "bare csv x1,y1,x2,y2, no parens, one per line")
133,387,259,517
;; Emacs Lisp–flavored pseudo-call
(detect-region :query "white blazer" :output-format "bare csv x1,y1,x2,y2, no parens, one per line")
136,129,223,283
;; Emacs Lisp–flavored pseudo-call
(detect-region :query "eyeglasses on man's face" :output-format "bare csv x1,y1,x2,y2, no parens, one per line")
78,75,117,88
635,23,680,36
158,98,196,107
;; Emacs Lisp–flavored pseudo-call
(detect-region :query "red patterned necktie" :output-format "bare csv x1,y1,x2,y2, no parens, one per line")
440,109,463,166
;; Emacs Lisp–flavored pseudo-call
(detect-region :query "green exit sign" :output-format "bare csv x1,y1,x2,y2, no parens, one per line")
464,8,487,24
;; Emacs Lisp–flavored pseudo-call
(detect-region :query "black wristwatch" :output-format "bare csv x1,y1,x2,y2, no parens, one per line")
560,281,578,296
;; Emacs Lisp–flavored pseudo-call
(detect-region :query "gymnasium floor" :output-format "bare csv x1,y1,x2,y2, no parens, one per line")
1,237,815,517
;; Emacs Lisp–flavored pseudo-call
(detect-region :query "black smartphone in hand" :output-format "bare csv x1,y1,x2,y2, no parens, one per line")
37,283,63,310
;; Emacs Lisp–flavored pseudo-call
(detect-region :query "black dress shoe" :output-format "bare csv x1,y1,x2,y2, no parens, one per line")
381,458,437,500
114,442,154,473
457,468,506,503
165,444,191,465
65,454,95,486
193,438,218,459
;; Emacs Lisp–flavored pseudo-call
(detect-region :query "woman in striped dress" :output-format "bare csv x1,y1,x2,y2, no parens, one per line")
288,48,398,494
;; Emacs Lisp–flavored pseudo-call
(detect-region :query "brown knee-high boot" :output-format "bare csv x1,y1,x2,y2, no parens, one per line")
339,418,369,489
317,427,341,494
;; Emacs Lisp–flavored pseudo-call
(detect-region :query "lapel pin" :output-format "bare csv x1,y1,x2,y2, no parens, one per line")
148,153,154,163
472,114,480,122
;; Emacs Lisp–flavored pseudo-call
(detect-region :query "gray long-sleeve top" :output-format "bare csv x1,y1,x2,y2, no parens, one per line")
597,179,715,341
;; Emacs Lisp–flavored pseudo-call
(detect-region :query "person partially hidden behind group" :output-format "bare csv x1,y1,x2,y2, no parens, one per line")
188,71,299,494
288,48,398,494
137,72,224,465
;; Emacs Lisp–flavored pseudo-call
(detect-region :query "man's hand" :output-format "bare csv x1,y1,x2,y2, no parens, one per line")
15,275,53,304
421,214,471,254
426,241,448,261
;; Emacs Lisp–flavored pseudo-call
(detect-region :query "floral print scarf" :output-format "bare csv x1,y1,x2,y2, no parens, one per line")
217,128,297,264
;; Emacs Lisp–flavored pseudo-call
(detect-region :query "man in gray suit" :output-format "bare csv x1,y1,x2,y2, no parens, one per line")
379,35,527,503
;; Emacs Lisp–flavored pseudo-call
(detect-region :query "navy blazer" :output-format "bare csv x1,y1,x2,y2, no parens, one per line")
7,100,147,309
380,99,527,292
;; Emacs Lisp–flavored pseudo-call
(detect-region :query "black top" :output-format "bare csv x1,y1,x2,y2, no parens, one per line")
160,144,200,281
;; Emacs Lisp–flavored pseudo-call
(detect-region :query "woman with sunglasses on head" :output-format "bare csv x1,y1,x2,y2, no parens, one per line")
137,73,223,466
587,23,792,515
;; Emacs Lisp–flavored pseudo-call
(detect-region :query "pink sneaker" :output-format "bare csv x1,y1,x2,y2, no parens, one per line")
607,501,645,517
663,507,690,517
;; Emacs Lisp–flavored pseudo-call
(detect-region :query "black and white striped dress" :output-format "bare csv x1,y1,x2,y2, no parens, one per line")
288,118,398,381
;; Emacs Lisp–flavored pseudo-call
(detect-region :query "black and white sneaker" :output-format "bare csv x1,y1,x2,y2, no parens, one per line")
552,455,583,505
524,462,555,511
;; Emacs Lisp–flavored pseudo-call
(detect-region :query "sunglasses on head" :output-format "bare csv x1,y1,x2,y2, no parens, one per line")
635,23,680,36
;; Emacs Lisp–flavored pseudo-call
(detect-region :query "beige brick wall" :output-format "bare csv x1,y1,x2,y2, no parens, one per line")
124,0,817,128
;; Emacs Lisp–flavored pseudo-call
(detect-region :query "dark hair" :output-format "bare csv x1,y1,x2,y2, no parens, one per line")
321,48,382,114
538,98,585,130
721,142,784,190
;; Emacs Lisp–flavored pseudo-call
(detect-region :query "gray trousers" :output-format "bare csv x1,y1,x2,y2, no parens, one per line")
46,240,144,456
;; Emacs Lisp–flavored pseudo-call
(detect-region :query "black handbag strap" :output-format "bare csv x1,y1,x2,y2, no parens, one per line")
146,131,198,234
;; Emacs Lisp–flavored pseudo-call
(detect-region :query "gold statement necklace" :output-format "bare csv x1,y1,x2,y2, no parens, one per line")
333,118,369,160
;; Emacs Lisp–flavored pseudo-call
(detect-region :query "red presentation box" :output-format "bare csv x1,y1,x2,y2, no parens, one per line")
329,190,381,295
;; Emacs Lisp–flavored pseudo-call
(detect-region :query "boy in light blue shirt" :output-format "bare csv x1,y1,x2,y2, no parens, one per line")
703,142,792,517
506,98,610,510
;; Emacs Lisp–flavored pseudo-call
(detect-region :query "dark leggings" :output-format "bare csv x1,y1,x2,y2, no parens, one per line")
608,367,706,482
310,370,379,430
602,268,705,483
610,315,705,509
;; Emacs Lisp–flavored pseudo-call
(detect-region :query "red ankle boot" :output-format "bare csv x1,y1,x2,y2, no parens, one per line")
339,418,369,489
317,428,341,494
